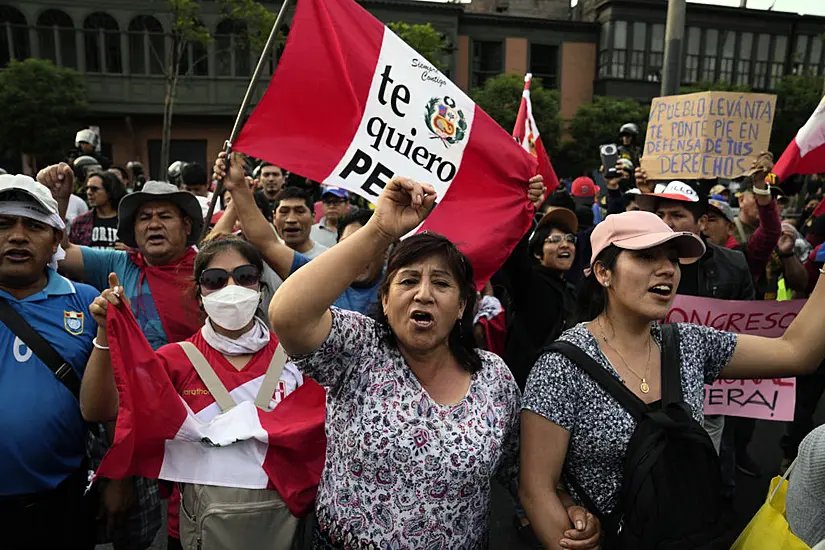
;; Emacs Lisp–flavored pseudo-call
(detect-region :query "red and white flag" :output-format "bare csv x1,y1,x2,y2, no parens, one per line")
513,74,559,194
96,305,326,517
234,0,537,286
774,96,825,182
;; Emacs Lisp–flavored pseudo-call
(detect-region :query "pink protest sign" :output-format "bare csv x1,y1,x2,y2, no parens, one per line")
665,296,804,421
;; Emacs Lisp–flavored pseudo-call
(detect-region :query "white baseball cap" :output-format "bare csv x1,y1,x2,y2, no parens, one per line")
0,174,60,216
636,180,700,211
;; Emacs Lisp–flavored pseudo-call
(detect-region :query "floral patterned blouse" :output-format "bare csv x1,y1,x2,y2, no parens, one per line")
292,307,521,550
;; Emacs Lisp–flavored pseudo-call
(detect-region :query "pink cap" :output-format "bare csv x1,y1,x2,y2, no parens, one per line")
588,211,705,270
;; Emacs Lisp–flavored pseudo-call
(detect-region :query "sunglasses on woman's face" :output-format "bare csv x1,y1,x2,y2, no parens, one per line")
199,265,261,291
545,233,577,245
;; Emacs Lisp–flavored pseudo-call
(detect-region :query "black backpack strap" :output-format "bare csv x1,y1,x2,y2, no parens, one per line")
660,323,683,406
546,341,647,420
0,297,81,399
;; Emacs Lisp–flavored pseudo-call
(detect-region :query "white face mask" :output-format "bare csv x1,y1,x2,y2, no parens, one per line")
201,285,260,331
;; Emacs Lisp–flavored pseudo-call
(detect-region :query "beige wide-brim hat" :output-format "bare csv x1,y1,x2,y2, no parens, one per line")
117,180,204,248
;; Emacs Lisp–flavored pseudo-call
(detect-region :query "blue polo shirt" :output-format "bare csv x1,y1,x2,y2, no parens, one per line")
290,253,381,315
0,269,98,496
81,247,168,350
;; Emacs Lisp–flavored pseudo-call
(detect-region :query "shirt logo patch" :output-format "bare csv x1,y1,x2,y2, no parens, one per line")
64,311,84,335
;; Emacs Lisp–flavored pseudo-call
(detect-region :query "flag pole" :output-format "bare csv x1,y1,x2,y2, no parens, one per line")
200,0,293,241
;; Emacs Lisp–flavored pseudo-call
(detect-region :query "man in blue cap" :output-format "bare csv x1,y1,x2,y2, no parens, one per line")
311,187,350,248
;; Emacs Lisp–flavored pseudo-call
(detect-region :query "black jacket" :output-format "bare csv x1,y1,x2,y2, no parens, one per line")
495,231,578,389
678,239,756,301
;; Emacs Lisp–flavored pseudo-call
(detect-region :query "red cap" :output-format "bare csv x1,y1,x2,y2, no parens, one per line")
571,177,596,198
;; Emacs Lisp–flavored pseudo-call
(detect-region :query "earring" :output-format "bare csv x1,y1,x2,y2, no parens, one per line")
604,280,610,287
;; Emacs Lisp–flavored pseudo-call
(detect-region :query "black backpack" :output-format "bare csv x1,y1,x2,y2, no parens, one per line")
546,324,731,550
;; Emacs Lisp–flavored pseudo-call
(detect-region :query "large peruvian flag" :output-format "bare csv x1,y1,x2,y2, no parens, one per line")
96,304,326,517
234,0,537,285
774,96,825,182
513,73,559,193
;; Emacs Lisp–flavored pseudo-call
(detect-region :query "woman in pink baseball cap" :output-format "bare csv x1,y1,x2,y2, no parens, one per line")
519,210,825,549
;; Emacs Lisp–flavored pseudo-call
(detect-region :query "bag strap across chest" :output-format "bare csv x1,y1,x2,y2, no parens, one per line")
178,341,287,412
546,324,682,420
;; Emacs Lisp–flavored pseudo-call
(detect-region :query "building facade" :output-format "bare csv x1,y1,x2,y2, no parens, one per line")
1,0,821,175
575,0,825,103
0,0,599,175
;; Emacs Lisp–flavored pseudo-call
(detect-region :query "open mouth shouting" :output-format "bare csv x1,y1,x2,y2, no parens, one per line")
410,310,434,330
648,282,674,299
558,250,572,259
2,247,34,263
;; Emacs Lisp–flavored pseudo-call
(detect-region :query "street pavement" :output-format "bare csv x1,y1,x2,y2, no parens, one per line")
97,402,824,550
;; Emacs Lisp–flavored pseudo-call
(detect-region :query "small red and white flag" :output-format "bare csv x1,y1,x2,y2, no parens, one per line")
234,0,537,286
513,74,559,194
774,96,825,183
96,305,326,517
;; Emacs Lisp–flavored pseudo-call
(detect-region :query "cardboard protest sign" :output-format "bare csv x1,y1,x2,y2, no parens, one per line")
642,91,776,180
665,295,801,421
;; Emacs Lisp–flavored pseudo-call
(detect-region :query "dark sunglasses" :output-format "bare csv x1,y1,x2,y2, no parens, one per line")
199,265,261,291
545,233,577,245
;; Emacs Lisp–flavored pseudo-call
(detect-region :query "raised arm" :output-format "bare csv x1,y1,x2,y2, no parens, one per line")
269,177,436,356
722,268,825,379
36,162,88,281
213,153,294,280
81,273,127,422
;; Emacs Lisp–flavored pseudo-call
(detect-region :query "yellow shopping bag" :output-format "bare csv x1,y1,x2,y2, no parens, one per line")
731,463,810,550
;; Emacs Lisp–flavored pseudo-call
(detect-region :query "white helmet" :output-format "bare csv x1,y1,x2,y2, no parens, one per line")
619,123,639,136
75,128,100,149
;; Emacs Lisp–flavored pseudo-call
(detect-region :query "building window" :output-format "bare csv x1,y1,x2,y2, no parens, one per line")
701,29,718,81
753,33,770,89
36,10,77,69
84,12,122,73
683,26,700,83
719,30,736,83
768,36,787,89
471,40,502,88
529,44,558,88
629,22,646,80
793,35,809,75
810,35,823,76
611,20,627,78
647,23,664,82
598,21,610,78
0,6,30,67
128,16,164,76
216,19,251,77
736,32,753,86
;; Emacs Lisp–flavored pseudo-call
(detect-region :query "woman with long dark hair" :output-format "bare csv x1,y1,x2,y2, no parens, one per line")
520,210,825,549
69,171,127,249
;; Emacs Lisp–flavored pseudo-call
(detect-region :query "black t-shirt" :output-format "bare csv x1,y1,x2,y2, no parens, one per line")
89,213,119,249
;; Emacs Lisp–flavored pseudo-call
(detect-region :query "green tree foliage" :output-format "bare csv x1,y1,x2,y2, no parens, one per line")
0,58,87,167
560,96,649,174
470,73,562,154
387,22,448,70
770,75,823,155
160,0,278,178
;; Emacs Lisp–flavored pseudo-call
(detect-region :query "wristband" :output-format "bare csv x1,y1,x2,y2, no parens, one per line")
93,337,110,351
752,185,771,196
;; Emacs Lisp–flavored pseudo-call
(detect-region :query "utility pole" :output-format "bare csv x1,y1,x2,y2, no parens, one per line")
660,0,686,97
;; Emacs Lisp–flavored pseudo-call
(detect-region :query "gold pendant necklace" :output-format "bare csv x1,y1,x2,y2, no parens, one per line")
600,319,652,394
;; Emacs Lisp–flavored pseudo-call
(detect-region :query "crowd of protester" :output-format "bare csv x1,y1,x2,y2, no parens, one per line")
1,123,825,550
